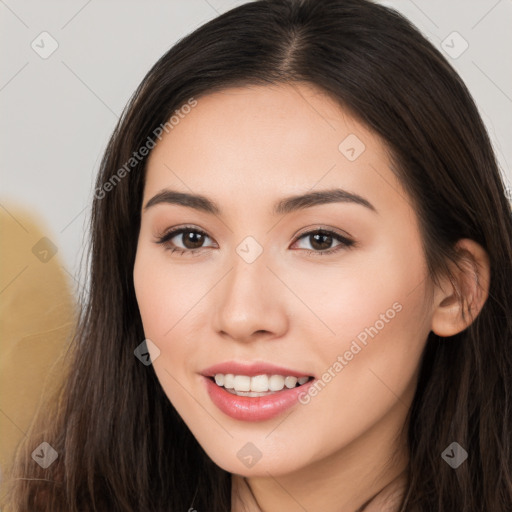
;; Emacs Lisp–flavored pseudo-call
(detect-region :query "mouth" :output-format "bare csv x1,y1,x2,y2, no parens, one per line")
200,362,316,421
208,373,314,397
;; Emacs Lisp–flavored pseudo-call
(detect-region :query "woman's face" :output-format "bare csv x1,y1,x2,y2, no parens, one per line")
133,83,434,477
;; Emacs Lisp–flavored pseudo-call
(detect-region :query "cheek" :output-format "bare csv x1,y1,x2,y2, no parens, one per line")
315,252,429,410
133,250,194,410
133,243,195,338
281,237,426,347
287,279,429,462
296,234,430,394
133,244,204,376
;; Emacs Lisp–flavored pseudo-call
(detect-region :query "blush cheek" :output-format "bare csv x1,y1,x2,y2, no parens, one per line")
317,259,428,379
134,249,179,334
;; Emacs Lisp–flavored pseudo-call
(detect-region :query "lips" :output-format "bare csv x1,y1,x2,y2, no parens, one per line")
200,361,316,421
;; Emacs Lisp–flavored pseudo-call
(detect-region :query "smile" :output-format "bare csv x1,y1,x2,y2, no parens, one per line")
202,373,315,421
212,373,311,396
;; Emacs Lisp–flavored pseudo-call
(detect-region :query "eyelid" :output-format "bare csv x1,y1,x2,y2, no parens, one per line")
292,224,354,242
154,224,355,256
290,226,356,254
155,224,216,248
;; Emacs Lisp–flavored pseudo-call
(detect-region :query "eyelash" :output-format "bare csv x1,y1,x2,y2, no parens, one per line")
155,225,356,257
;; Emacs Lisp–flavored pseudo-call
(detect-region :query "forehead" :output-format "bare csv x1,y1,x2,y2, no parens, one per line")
149,82,381,162
143,83,405,217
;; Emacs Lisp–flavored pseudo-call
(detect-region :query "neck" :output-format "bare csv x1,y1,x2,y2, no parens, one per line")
233,467,408,512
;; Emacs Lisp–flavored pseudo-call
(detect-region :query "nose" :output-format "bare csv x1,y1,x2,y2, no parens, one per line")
212,248,289,343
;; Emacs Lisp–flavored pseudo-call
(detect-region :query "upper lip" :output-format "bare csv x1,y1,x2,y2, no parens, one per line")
200,361,314,378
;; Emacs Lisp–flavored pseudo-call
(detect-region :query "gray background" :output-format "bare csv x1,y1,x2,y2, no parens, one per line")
1,0,511,297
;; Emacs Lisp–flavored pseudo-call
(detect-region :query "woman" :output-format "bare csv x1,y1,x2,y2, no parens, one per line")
2,0,511,510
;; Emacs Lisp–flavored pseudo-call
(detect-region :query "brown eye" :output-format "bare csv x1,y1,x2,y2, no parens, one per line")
156,226,214,255
180,229,207,249
309,232,334,251
292,229,355,256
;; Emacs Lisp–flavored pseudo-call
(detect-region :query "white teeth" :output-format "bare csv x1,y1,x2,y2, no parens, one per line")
224,373,235,389
269,374,285,391
233,375,251,391
225,389,273,397
284,376,298,389
250,374,269,392
211,373,311,393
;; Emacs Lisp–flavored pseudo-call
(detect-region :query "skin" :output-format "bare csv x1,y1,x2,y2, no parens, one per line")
133,83,490,511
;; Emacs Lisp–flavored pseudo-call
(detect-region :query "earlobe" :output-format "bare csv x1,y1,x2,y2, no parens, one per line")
430,239,491,337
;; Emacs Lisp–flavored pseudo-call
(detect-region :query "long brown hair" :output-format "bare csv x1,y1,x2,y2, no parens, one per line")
2,0,511,510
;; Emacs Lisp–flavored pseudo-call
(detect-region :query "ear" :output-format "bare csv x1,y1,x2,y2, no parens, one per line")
430,238,491,337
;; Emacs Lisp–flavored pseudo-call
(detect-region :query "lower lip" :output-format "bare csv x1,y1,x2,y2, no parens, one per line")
203,376,315,422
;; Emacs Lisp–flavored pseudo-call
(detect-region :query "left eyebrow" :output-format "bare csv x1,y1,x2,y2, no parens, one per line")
274,188,377,215
143,187,378,216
